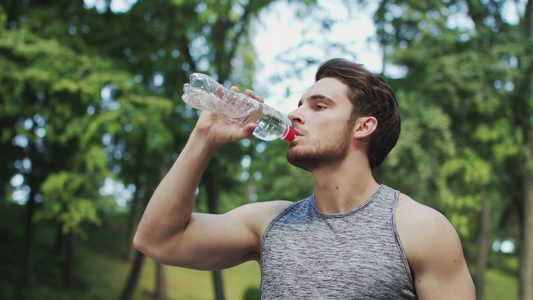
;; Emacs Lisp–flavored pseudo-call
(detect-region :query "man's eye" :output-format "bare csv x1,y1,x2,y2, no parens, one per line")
314,105,325,111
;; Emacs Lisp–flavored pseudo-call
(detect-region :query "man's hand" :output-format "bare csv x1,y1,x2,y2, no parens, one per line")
192,87,264,147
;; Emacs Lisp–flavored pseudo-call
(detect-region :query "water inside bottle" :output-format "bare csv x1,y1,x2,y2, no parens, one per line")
253,113,287,141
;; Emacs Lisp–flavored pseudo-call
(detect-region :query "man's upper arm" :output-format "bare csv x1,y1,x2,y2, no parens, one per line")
396,196,476,300
149,200,291,270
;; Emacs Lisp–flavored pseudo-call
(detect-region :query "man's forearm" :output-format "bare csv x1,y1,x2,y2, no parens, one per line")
133,131,217,257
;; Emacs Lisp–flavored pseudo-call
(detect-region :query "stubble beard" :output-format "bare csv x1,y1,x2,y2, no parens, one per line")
286,122,354,172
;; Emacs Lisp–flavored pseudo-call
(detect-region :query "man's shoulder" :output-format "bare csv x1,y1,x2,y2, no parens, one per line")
230,200,293,219
395,193,462,264
396,193,449,226
228,200,293,233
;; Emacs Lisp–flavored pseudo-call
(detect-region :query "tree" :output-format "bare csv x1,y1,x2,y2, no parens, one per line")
371,0,531,298
517,1,533,298
0,0,179,291
0,9,139,286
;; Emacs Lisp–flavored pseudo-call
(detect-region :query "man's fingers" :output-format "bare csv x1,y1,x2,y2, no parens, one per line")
254,95,264,103
245,89,264,103
229,86,263,103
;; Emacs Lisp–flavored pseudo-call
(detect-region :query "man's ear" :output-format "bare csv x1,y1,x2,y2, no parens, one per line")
353,117,377,140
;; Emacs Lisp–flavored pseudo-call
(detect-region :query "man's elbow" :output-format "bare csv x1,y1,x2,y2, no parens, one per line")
132,231,176,266
132,230,160,259
132,232,148,254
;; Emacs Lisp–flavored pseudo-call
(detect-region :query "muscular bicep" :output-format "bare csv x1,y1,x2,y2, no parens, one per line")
396,197,476,299
151,201,291,270
410,218,475,299
163,212,257,270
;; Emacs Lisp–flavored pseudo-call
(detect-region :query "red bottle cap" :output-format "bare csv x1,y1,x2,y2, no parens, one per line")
282,126,296,142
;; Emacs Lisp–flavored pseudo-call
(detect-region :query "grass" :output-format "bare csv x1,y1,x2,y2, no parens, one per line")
136,260,260,300
483,253,519,300
77,245,261,300
78,221,262,299
484,267,518,300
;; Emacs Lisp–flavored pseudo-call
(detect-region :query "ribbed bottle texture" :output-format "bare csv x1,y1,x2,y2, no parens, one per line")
182,73,295,141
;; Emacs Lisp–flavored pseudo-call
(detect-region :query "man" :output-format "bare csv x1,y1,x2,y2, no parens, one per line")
134,58,476,299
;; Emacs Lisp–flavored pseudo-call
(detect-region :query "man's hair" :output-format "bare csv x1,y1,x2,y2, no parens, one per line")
315,58,401,170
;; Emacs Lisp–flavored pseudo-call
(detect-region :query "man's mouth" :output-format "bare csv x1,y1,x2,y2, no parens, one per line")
291,129,304,142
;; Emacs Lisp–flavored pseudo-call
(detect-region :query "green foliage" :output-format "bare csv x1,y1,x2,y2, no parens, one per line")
250,139,314,202
376,90,456,208
36,171,101,235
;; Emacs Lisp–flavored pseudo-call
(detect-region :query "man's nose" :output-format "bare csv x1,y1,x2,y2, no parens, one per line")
288,107,303,125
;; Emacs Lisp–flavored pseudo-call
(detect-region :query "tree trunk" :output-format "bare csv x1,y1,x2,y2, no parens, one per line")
152,163,170,298
54,222,65,255
155,262,169,300
63,230,75,290
212,270,225,300
126,180,141,261
22,193,35,287
126,133,146,261
474,189,491,300
520,169,533,300
118,250,146,300
205,158,226,300
126,204,138,261
520,2,533,299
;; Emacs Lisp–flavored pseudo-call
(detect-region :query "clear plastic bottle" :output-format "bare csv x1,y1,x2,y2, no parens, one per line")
182,73,295,142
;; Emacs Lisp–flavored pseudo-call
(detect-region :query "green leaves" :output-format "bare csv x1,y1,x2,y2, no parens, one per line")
36,171,102,235
442,148,491,186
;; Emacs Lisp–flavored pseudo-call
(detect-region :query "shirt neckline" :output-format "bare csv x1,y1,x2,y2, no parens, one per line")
311,184,385,218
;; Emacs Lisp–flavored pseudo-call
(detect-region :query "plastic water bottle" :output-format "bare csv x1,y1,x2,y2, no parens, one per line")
182,73,295,142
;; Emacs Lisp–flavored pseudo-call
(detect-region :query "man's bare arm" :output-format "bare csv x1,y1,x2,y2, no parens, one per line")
133,89,289,270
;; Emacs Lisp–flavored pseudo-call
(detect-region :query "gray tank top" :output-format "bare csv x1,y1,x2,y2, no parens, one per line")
260,185,417,299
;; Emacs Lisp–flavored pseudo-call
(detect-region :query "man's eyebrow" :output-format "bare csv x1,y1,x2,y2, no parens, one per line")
298,94,333,107
309,95,330,101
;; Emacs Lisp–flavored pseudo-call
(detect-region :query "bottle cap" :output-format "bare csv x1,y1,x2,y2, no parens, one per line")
281,126,296,142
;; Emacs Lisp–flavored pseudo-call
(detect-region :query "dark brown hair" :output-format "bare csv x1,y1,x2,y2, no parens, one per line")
315,58,401,170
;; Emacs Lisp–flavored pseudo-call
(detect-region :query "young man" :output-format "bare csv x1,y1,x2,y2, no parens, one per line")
134,58,476,299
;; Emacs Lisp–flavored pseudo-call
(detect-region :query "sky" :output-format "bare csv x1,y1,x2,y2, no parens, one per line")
251,0,382,114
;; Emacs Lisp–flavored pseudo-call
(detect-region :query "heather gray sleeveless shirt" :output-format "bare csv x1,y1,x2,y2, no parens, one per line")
260,185,417,299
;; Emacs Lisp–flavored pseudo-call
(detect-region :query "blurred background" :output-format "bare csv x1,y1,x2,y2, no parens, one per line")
0,0,531,299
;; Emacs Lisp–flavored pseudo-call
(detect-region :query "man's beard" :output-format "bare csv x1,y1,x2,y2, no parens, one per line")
287,122,354,171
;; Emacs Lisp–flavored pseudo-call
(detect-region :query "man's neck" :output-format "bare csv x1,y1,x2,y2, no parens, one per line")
311,159,379,214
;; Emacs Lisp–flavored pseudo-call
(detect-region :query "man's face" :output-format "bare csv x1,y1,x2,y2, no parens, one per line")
286,77,355,171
